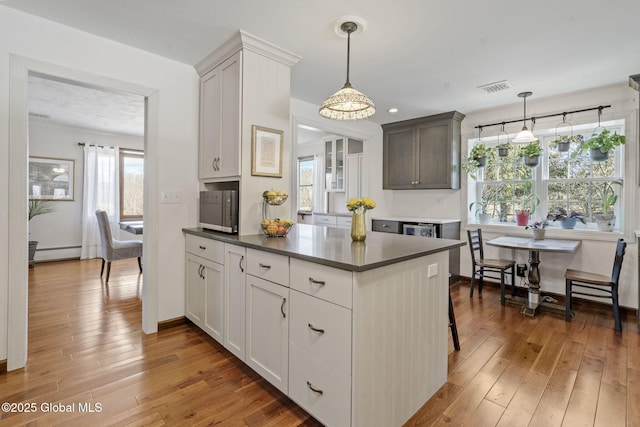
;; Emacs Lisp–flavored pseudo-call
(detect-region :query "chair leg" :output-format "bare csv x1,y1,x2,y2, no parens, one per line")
478,267,484,295
100,259,105,277
511,266,516,297
500,269,506,306
469,265,476,297
565,279,572,322
105,262,111,282
612,288,621,332
449,291,460,351
138,257,143,273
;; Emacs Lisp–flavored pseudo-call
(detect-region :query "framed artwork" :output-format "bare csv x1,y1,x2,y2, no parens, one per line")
251,125,283,177
29,156,75,201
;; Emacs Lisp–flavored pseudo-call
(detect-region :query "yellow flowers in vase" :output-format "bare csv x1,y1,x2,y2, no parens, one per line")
346,197,376,241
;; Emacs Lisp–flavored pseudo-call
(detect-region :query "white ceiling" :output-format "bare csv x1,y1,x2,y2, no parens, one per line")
8,0,640,133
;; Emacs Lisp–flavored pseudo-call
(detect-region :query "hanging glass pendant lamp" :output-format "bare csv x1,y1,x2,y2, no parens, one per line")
512,91,538,143
319,21,375,121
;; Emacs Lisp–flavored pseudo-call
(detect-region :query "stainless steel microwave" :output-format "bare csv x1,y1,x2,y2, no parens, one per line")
199,190,239,233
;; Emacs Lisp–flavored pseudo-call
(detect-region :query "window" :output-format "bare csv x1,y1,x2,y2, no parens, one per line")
119,149,144,220
298,156,314,212
470,119,625,229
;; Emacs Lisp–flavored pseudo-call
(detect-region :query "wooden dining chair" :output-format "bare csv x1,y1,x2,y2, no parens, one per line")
467,229,516,305
564,238,626,331
95,210,143,282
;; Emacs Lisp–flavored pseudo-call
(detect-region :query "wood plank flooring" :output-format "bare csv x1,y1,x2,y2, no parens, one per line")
0,258,638,426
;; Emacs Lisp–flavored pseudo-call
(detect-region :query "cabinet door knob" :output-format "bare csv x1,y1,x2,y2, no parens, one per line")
280,297,287,318
306,381,324,395
308,277,326,286
308,323,325,334
259,263,271,270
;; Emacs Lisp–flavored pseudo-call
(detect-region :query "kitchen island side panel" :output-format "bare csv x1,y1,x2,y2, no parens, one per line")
351,250,448,427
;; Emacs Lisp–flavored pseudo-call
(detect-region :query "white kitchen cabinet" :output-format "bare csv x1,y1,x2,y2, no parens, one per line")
185,253,224,344
199,51,242,179
185,235,225,344
224,243,246,361
245,275,289,394
346,153,364,201
314,213,337,227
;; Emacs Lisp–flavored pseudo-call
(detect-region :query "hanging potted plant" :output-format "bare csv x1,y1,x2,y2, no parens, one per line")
550,134,583,153
28,199,55,267
496,143,510,157
518,141,543,167
595,179,623,232
546,207,586,229
462,143,495,180
572,128,625,162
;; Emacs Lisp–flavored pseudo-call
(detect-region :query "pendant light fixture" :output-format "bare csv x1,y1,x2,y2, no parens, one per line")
512,91,538,143
319,21,375,121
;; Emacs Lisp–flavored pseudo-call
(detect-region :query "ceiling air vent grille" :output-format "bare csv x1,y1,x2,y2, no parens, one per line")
477,80,512,94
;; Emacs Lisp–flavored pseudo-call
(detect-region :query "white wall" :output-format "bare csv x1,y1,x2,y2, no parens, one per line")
0,6,199,369
28,120,144,261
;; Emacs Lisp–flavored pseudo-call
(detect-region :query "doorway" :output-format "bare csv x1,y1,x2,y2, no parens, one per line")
8,56,159,370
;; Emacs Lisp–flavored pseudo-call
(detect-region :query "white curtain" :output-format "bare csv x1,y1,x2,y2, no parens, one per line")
80,145,120,259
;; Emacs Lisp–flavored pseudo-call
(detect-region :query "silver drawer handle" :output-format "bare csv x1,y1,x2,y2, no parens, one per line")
308,277,325,286
259,263,271,269
308,323,325,334
199,245,206,250
306,381,324,395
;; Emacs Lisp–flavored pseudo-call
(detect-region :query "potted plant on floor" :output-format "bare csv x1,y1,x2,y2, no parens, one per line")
28,199,55,267
462,143,495,180
518,141,543,167
546,207,586,229
572,128,625,161
595,179,623,231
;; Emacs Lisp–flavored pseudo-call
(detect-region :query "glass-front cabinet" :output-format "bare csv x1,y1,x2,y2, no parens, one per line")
325,138,345,191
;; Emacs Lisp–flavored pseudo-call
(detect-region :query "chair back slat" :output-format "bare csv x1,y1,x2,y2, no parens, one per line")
611,238,627,285
467,229,484,262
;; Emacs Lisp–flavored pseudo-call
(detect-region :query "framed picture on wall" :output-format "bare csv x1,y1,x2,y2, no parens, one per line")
28,156,75,201
251,125,283,177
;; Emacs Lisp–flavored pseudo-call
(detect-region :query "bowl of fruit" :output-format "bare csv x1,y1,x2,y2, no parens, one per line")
260,218,294,237
262,189,288,205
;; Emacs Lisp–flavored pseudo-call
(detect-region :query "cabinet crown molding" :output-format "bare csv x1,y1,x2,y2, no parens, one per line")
196,30,301,76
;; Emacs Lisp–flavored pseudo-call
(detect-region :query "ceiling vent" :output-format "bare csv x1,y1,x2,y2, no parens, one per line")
477,80,512,94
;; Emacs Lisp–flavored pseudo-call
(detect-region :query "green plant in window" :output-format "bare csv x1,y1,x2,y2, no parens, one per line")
600,178,623,214
517,141,543,159
572,128,625,158
462,143,495,180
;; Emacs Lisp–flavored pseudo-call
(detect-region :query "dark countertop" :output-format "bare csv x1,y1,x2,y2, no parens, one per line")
183,223,465,272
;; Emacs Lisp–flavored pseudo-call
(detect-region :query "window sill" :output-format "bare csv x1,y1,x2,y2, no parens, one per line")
466,221,624,243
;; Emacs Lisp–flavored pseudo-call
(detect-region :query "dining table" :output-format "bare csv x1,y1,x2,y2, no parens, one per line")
119,221,143,235
487,235,581,316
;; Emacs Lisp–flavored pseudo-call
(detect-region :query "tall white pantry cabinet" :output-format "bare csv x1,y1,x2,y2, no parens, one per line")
195,30,301,235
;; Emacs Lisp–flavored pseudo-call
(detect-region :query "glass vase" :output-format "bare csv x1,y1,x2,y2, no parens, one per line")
351,211,366,241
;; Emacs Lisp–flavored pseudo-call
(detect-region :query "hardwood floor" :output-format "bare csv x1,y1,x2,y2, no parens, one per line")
1,258,638,426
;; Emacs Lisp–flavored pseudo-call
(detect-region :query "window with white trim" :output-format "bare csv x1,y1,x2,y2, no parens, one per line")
469,119,625,229
297,156,314,212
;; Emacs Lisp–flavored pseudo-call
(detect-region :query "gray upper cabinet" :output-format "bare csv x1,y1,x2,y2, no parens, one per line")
383,111,465,190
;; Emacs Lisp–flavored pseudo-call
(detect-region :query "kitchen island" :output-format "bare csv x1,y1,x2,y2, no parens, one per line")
183,224,465,426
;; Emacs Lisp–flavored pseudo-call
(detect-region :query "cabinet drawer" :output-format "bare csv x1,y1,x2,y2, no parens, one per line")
246,248,289,286
289,343,351,427
336,216,352,229
290,290,351,375
314,215,337,227
185,234,224,263
371,219,402,234
290,258,352,309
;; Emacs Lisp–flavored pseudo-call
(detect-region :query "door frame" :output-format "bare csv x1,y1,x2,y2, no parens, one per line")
8,54,160,370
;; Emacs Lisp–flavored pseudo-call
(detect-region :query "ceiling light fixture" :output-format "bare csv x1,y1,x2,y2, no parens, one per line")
388,108,399,113
512,91,538,143
319,21,375,121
